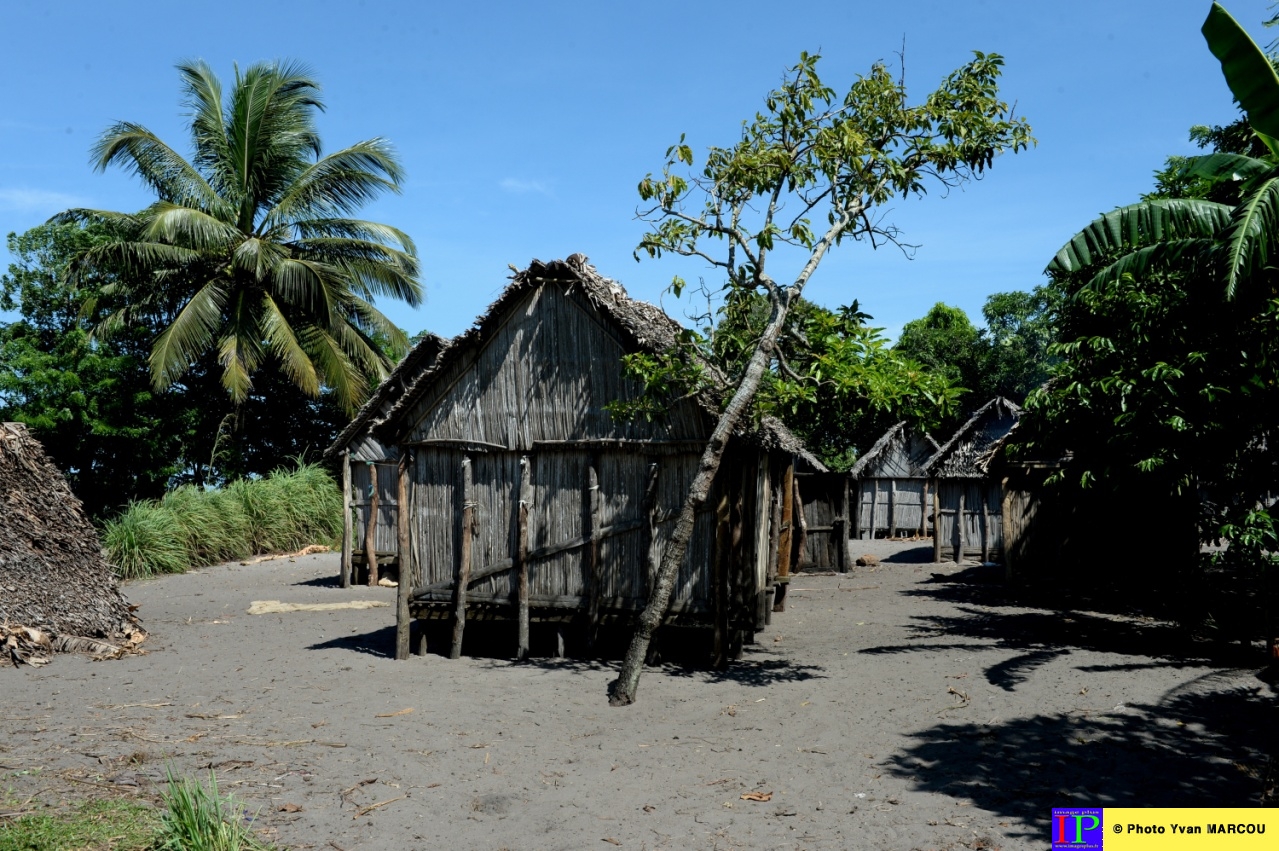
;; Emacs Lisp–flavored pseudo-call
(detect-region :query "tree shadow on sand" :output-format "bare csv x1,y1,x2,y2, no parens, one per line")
886,674,1277,841
308,625,397,658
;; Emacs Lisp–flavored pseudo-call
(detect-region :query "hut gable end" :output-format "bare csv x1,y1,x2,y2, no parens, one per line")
850,422,939,480
924,397,1022,479
399,283,707,449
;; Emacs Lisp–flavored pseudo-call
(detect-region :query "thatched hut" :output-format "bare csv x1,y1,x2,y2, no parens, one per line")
0,423,144,665
849,421,939,540
368,255,823,662
923,397,1021,563
324,334,446,587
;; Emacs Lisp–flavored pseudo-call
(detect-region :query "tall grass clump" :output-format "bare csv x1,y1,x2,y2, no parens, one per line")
158,767,273,851
102,462,342,579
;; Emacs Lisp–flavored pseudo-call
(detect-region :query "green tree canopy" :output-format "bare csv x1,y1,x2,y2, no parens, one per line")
56,60,422,414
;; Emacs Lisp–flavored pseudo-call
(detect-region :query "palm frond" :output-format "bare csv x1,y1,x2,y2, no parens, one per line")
290,218,417,253
1178,153,1277,187
90,124,226,214
266,257,340,317
216,289,267,402
1080,238,1221,293
231,236,287,283
177,60,234,196
260,294,321,395
1222,173,1279,298
298,325,366,414
1048,199,1232,274
149,284,228,389
343,293,411,355
142,203,242,251
264,139,405,223
1203,3,1279,141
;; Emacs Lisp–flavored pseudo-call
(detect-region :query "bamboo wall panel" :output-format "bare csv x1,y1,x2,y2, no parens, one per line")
350,460,400,556
410,448,462,588
933,479,1004,561
855,479,929,537
403,287,707,449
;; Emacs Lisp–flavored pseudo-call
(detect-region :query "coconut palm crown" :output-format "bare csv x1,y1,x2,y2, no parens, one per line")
56,59,422,414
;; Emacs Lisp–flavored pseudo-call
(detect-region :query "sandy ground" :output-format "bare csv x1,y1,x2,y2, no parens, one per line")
2,540,1276,851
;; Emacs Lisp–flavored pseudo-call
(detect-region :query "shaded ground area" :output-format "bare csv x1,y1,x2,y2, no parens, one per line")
2,543,1274,850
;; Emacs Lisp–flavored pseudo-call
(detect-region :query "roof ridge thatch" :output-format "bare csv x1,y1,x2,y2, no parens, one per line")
324,332,447,460
848,421,940,478
367,255,824,469
922,396,1022,476
1,423,144,664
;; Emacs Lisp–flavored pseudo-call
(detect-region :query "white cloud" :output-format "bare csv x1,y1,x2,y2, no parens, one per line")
0,187,88,212
499,178,551,196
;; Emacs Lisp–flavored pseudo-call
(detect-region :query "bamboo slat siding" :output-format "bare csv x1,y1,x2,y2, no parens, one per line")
855,478,930,538
933,480,1004,562
796,472,849,570
349,460,400,557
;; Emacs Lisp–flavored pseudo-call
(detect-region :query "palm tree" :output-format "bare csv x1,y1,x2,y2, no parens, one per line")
1048,3,1279,299
56,60,422,413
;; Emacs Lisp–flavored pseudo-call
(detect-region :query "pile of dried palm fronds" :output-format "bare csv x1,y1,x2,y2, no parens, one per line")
1,422,145,664
2,622,146,667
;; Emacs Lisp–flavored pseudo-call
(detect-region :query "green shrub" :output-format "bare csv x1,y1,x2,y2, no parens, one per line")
101,462,341,579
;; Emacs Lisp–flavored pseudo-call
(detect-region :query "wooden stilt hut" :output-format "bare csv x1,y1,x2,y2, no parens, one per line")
323,335,445,588
368,255,823,661
849,421,939,540
923,397,1021,564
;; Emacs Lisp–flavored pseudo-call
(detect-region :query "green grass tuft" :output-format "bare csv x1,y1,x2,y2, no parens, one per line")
157,768,272,851
102,462,342,580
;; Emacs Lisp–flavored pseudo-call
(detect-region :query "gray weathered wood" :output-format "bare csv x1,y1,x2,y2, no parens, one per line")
888,479,897,538
516,456,531,660
395,452,412,661
712,493,730,668
364,462,379,586
585,461,602,652
933,483,942,563
953,487,965,564
450,457,473,659
341,450,352,588
980,492,990,564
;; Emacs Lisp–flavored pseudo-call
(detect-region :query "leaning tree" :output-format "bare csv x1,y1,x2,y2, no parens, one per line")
609,50,1033,705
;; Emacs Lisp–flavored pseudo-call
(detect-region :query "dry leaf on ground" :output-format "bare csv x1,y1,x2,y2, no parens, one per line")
740,791,773,802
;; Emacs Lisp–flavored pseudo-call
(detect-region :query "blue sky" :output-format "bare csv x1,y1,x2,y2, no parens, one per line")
0,0,1266,341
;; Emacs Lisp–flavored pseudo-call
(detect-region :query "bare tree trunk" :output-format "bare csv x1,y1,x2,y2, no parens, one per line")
609,292,792,706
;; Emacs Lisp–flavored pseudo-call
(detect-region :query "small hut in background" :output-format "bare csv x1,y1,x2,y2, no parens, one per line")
369,255,823,662
849,421,939,540
1,422,144,665
324,335,446,587
794,458,850,572
924,397,1021,563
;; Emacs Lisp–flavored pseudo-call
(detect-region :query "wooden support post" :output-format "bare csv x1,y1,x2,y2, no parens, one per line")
774,462,795,612
837,476,850,574
341,451,352,588
395,452,412,661
980,490,990,564
888,479,897,539
954,486,965,564
869,480,880,540
585,460,602,653
641,463,660,599
365,462,380,587
792,475,807,572
450,457,473,660
920,479,929,538
516,456,531,661
765,482,781,625
1001,481,1015,582
712,493,731,668
729,479,746,662
933,482,942,563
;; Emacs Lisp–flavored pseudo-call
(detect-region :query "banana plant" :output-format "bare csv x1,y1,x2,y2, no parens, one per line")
1049,3,1279,299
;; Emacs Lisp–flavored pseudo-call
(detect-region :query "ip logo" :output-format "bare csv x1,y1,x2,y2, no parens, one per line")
1052,808,1104,849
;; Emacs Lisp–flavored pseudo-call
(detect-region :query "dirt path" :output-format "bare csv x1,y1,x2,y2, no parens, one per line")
3,542,1274,850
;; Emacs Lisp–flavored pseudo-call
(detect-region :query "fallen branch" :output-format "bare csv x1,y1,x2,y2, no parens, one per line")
353,794,407,818
247,600,388,615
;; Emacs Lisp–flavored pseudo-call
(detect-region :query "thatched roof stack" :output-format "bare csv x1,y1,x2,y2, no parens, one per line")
1,422,144,665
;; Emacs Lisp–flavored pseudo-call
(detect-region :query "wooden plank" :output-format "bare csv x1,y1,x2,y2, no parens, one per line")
642,462,660,599
395,452,412,661
888,479,897,538
869,479,880,539
1001,479,1015,581
402,438,508,451
765,476,781,625
533,438,706,451
838,476,850,574
980,488,990,564
516,456,531,661
364,462,380,587
933,482,942,563
774,461,794,612
920,479,929,537
585,460,602,653
712,493,730,668
341,450,352,588
954,486,965,564
450,457,473,659
792,474,807,570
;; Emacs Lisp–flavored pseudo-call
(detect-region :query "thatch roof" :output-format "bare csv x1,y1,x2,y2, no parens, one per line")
849,421,940,479
370,254,826,469
1,423,144,665
923,396,1022,478
323,332,447,461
